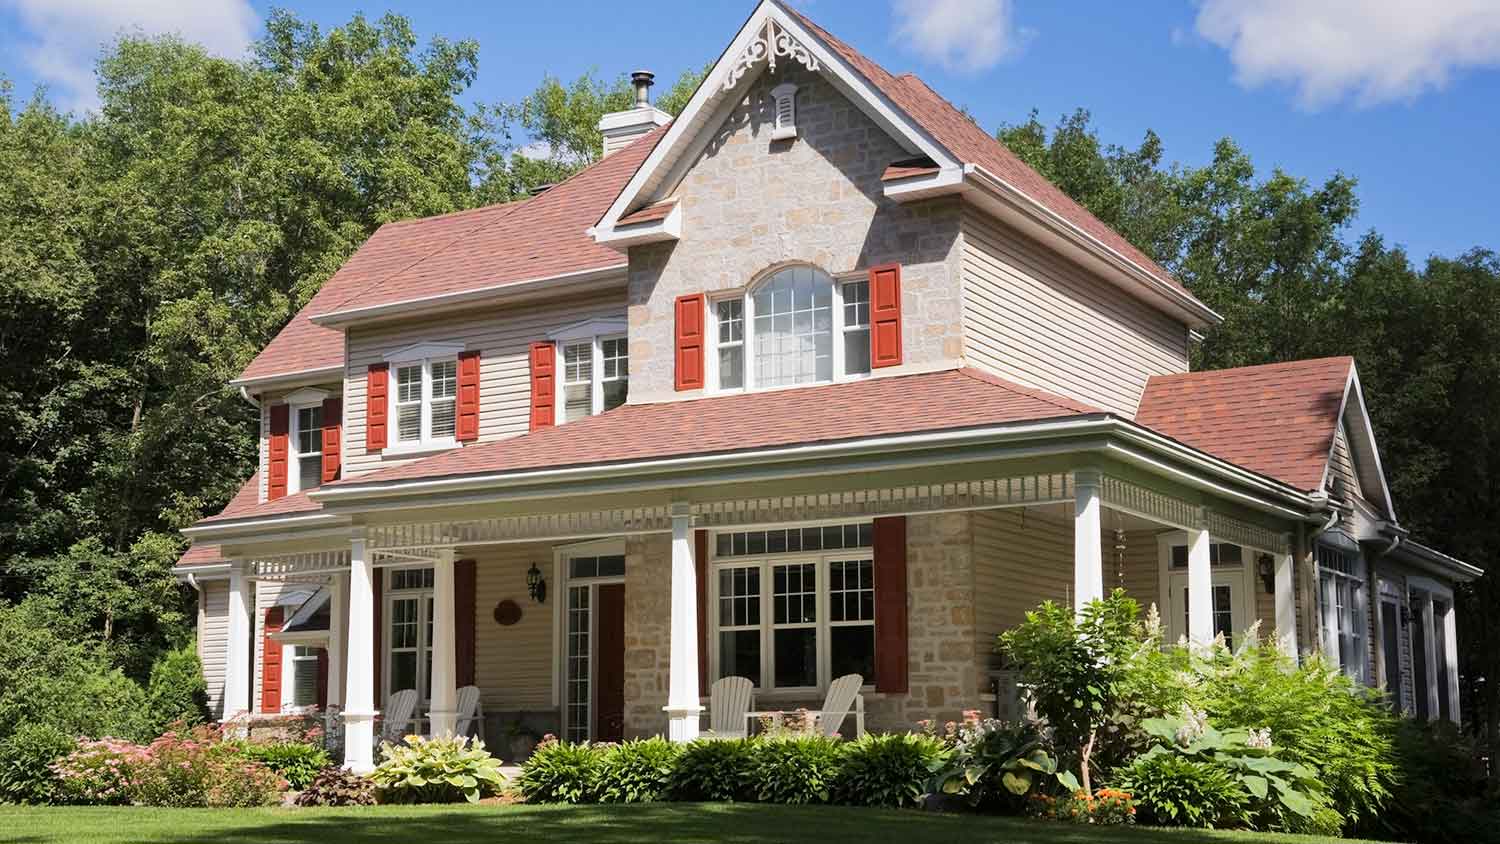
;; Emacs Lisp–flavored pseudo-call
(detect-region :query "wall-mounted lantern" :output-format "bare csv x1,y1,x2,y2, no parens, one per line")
527,563,547,604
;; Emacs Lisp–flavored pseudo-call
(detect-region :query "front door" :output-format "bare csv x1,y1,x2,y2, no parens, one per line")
594,584,626,742
1167,572,1245,647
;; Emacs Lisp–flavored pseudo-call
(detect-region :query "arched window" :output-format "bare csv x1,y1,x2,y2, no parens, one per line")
711,265,871,390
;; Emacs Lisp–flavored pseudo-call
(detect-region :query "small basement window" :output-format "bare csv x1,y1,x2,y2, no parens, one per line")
770,83,798,140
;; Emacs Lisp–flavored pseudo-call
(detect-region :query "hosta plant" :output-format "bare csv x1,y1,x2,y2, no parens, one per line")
836,732,949,808
593,738,680,803
516,737,602,804
926,713,1077,808
369,735,505,804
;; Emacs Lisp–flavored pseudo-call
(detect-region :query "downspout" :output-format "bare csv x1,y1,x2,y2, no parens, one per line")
239,386,261,409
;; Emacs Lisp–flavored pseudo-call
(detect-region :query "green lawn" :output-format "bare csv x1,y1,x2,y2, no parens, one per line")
0,803,1383,844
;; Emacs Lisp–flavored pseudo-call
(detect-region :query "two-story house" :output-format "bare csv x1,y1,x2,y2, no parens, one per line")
175,1,1477,771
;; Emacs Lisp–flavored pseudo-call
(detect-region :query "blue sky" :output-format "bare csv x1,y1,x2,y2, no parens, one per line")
2,0,1498,262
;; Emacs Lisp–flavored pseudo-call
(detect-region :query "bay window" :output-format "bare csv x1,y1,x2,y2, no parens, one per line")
711,265,872,392
390,356,457,446
710,523,876,692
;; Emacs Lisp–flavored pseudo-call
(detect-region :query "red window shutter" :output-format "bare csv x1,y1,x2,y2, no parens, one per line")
529,342,556,432
316,648,329,709
456,351,481,442
455,559,477,687
869,263,903,368
267,404,289,500
372,571,383,704
366,363,389,450
695,529,709,696
674,293,705,391
873,516,908,693
261,607,285,713
321,397,342,483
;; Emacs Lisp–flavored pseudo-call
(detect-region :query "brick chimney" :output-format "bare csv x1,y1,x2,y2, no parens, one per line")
598,70,670,157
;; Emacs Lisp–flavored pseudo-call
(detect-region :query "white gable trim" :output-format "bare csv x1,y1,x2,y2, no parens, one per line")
548,317,630,342
592,0,958,243
283,387,331,406
383,341,465,363
1319,364,1396,521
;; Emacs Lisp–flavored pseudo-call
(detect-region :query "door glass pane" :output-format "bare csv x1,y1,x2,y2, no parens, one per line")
773,628,817,688
566,586,591,742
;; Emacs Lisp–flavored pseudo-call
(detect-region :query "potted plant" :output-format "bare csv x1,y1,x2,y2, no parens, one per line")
506,720,540,762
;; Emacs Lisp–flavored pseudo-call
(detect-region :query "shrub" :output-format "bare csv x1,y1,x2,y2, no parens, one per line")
517,737,602,804
1366,719,1500,844
751,736,844,804
1029,787,1136,825
670,738,757,802
144,642,209,736
926,714,1072,810
0,723,74,804
240,741,329,790
51,725,285,807
1113,752,1250,828
370,734,505,804
999,590,1141,792
294,766,377,807
593,737,680,804
836,732,948,808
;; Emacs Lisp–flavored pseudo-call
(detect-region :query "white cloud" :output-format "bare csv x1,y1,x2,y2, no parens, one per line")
1195,0,1500,108
891,0,1032,73
2,0,258,114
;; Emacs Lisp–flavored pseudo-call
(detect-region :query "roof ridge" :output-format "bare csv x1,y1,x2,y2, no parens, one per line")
1146,356,1354,383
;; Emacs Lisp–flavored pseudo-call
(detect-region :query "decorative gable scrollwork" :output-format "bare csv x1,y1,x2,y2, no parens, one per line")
722,18,821,92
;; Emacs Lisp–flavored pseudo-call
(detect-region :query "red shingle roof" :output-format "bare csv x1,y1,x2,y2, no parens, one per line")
175,543,226,568
1135,357,1354,491
618,200,676,225
783,6,1196,303
197,470,323,524
335,369,1101,487
236,127,667,384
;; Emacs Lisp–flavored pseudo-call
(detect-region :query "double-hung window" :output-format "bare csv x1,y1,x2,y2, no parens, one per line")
710,523,876,692
1318,543,1367,683
290,404,323,493
711,266,873,392
550,321,629,424
390,354,457,447
289,646,321,708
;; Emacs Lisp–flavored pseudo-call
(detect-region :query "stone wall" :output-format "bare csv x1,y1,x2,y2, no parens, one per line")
625,63,964,402
622,534,672,738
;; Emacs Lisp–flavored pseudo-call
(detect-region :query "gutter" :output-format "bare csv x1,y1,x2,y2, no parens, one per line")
229,365,345,392
308,264,628,327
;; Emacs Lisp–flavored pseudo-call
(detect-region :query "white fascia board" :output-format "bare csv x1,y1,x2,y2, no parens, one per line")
1392,539,1484,582
229,365,345,391
308,265,628,327
269,630,331,646
181,512,347,542
592,202,682,251
310,415,1325,521
1344,366,1398,519
592,0,960,243
882,167,966,202
173,563,231,581
961,165,1221,329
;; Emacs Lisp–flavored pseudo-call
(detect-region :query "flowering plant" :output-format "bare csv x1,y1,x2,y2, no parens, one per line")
1029,787,1136,824
51,723,286,807
925,711,1077,807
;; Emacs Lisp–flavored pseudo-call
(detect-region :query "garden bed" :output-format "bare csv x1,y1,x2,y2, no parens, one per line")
0,802,1382,844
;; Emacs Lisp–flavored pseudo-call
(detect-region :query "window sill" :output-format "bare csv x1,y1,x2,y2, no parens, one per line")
379,439,459,459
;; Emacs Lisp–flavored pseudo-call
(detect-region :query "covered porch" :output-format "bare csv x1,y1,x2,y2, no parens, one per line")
213,453,1309,772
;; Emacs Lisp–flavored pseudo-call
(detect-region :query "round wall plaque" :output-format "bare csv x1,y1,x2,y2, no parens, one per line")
493,599,523,626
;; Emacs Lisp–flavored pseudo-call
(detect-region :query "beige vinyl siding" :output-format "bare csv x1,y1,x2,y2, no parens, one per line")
471,543,557,711
1112,529,1161,611
342,291,625,479
1329,423,1363,499
960,210,1189,416
972,509,1072,670
198,580,229,719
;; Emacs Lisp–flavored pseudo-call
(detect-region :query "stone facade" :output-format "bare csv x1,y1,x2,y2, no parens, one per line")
621,534,672,738
625,63,964,402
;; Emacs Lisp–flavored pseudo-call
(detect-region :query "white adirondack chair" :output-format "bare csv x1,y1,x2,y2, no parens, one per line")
810,673,865,738
706,676,754,738
455,685,485,741
382,689,420,742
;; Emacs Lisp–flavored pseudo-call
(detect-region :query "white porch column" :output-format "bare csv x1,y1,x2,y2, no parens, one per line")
342,531,377,773
325,571,348,710
1186,516,1214,645
1273,549,1299,657
428,549,459,738
223,561,254,721
1072,470,1104,613
1421,592,1440,720
663,502,703,741
1442,601,1462,725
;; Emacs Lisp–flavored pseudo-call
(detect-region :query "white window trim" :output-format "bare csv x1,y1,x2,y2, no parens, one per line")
553,333,628,425
383,566,435,709
279,642,326,713
1316,540,1369,683
1155,532,1257,646
287,400,324,496
551,539,628,743
386,355,459,452
548,317,629,343
705,267,873,395
707,526,877,699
